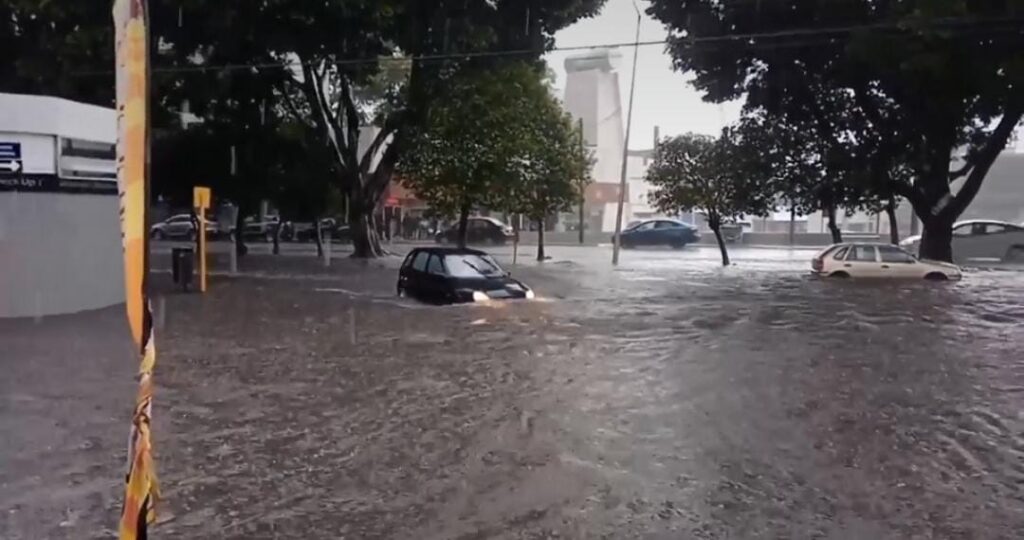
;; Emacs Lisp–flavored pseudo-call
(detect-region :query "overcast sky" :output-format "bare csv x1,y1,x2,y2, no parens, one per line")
544,0,742,149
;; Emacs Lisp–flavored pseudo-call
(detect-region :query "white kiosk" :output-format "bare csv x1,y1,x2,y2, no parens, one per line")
0,93,124,317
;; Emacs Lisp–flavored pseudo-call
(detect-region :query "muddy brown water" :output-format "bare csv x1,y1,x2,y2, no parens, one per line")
3,247,1023,538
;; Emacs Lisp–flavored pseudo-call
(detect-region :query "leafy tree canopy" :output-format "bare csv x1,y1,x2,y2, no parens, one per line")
647,130,775,265
647,0,1024,261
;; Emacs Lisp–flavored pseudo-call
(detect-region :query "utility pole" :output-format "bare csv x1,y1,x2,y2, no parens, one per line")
612,2,642,266
578,117,586,245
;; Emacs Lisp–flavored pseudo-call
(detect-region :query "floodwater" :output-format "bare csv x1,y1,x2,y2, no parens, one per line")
2,246,1023,538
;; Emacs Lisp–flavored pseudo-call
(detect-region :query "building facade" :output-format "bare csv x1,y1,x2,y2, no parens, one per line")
0,93,123,318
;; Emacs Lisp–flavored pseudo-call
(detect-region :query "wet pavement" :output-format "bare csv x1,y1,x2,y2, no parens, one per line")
3,246,1024,538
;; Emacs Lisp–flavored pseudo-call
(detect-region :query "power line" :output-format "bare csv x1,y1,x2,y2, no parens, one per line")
74,14,1023,77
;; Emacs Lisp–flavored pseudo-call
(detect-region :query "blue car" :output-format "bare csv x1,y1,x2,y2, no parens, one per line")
618,219,700,249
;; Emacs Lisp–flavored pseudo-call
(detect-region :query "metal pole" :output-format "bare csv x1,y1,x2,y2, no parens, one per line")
612,5,642,266
578,117,585,245
199,213,207,292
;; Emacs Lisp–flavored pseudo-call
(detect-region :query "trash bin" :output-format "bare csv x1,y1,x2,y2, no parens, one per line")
171,247,194,291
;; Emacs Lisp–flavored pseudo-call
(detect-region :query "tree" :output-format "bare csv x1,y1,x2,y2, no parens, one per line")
400,63,545,248
647,0,1024,261
646,131,774,266
0,1,114,105
504,82,592,261
734,112,847,243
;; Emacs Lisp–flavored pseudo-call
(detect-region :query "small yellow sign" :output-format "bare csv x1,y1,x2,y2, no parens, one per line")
193,186,211,210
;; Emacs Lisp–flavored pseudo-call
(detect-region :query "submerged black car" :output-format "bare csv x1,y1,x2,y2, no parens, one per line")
398,247,535,304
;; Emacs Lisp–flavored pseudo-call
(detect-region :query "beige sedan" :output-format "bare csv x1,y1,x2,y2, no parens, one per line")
812,243,962,280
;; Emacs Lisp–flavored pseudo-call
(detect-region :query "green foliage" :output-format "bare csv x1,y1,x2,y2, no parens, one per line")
648,0,1024,260
401,62,590,229
0,1,114,105
646,130,775,224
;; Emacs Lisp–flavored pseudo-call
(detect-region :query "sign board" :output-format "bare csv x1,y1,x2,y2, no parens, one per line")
0,142,23,175
193,186,211,209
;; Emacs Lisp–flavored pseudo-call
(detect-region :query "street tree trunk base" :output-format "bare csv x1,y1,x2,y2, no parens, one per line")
350,212,386,258
456,203,471,249
920,219,954,262
885,199,900,245
711,224,730,266
537,222,546,262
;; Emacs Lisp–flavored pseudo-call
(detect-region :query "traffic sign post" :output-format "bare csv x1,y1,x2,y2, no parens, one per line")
193,186,212,293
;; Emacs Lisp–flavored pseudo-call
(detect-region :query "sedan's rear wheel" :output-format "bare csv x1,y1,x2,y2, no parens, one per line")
829,271,850,278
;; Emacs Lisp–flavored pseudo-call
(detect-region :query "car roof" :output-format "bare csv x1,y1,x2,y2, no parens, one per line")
408,247,489,257
469,216,505,225
830,242,906,248
955,219,1019,227
635,218,686,224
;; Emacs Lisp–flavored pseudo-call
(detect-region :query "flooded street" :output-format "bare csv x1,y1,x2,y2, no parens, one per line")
3,246,1024,538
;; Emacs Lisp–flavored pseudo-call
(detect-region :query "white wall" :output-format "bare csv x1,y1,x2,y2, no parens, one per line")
0,192,124,318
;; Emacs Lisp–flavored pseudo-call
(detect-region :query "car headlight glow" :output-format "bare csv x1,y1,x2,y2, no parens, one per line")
472,291,490,302
525,289,536,300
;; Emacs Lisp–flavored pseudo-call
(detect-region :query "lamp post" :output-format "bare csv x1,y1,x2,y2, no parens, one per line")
611,2,642,265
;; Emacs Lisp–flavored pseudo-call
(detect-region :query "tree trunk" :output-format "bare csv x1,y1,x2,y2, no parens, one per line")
314,218,324,258
191,211,201,254
272,221,282,255
885,196,899,245
512,215,520,265
825,203,842,244
234,208,248,257
537,221,546,262
788,204,796,246
709,220,730,266
456,201,471,249
919,216,954,262
350,208,384,258
578,198,585,245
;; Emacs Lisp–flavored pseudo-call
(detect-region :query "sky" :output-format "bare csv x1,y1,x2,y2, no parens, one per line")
544,0,742,150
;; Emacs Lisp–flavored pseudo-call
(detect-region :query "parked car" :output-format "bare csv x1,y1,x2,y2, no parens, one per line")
397,247,535,304
237,216,292,242
618,219,700,249
289,218,352,243
812,242,962,280
436,217,515,245
900,220,1024,263
150,214,218,240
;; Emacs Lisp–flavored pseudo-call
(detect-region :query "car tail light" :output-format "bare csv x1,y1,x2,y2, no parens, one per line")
812,258,823,272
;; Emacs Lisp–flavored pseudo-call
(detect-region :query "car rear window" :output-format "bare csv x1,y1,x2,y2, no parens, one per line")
832,247,849,260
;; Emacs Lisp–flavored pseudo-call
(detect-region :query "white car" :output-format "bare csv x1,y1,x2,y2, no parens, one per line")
900,219,1024,263
812,243,962,280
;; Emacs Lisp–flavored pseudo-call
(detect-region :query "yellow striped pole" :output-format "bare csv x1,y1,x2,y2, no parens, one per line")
114,1,158,538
